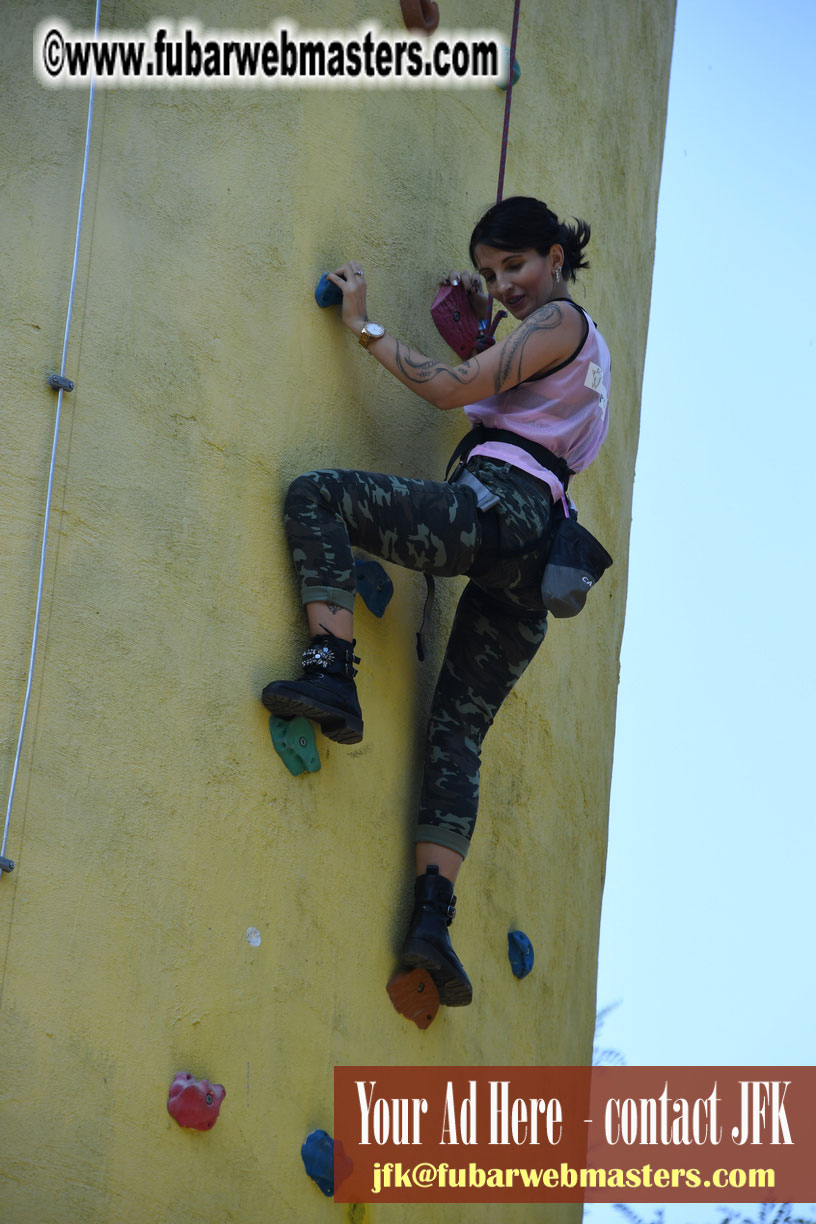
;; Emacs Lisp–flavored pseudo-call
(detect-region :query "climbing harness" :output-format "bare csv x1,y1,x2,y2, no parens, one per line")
415,422,572,661
445,424,574,491
415,421,612,655
447,425,613,619
1,0,102,881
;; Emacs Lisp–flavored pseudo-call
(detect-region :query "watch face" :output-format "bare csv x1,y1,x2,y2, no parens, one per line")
366,323,385,338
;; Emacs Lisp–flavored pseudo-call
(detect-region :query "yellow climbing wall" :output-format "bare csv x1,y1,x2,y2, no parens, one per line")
0,0,674,1220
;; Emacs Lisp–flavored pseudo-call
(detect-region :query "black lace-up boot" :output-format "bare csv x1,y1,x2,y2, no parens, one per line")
261,633,363,744
401,866,473,1006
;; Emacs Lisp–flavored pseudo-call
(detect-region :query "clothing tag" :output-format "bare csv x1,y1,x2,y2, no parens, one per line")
585,361,608,420
585,362,603,393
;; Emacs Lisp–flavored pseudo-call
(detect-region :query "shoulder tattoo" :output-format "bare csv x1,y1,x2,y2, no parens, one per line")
494,302,564,393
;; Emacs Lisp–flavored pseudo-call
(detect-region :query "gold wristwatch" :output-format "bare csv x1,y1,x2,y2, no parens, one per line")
358,321,386,350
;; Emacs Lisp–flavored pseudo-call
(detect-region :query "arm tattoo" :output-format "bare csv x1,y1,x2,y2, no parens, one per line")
494,302,564,394
394,341,481,387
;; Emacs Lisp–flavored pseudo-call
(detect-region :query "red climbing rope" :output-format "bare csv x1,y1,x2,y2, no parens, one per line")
483,0,522,338
496,0,522,203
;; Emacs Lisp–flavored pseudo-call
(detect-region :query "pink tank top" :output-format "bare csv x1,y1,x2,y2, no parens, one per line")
464,301,611,505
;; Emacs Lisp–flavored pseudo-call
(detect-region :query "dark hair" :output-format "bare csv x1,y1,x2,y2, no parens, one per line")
469,196,591,282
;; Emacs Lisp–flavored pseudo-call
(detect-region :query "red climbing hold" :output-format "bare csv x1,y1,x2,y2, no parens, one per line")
167,1072,226,1130
387,967,440,1029
399,0,440,35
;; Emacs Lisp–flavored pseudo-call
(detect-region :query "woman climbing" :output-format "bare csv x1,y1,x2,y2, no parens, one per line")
262,196,611,1007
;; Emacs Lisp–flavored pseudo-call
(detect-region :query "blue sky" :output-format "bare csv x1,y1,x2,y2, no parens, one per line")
589,0,815,1219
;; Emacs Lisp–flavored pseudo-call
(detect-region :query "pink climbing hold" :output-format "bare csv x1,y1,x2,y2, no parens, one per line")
167,1072,226,1130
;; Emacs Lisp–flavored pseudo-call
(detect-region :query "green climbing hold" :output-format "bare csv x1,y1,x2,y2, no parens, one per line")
269,715,321,776
498,53,521,91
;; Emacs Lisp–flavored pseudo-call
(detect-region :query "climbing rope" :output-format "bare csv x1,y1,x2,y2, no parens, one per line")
496,0,522,204
1,0,102,879
480,0,521,343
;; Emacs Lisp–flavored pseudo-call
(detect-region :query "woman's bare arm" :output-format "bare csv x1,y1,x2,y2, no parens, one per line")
326,261,583,411
374,301,577,410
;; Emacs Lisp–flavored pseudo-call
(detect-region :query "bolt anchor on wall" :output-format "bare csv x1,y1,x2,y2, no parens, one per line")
48,373,75,391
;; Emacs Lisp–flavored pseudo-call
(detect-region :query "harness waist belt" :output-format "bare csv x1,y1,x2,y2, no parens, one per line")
445,424,574,491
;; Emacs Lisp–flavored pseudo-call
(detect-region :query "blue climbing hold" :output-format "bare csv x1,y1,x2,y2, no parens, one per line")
269,715,321,776
314,273,343,308
498,54,521,91
507,930,534,979
301,1129,335,1197
354,558,394,618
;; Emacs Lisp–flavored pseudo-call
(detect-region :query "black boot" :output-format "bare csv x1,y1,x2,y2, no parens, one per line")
261,633,363,744
401,866,473,1007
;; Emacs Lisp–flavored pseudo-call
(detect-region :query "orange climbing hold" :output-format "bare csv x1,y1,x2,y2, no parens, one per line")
387,967,439,1029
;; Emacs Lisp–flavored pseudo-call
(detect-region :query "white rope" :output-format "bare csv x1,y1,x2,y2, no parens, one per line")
1,0,102,873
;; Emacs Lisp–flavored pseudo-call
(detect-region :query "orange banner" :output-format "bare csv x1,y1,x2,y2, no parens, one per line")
333,1066,816,1203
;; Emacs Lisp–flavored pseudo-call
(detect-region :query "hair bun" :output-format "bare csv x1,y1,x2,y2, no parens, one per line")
559,219,591,279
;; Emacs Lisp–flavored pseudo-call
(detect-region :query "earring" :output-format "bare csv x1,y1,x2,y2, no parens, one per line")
554,266,562,284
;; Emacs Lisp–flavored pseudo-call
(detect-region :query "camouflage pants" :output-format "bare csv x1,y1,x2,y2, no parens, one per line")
283,458,553,859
